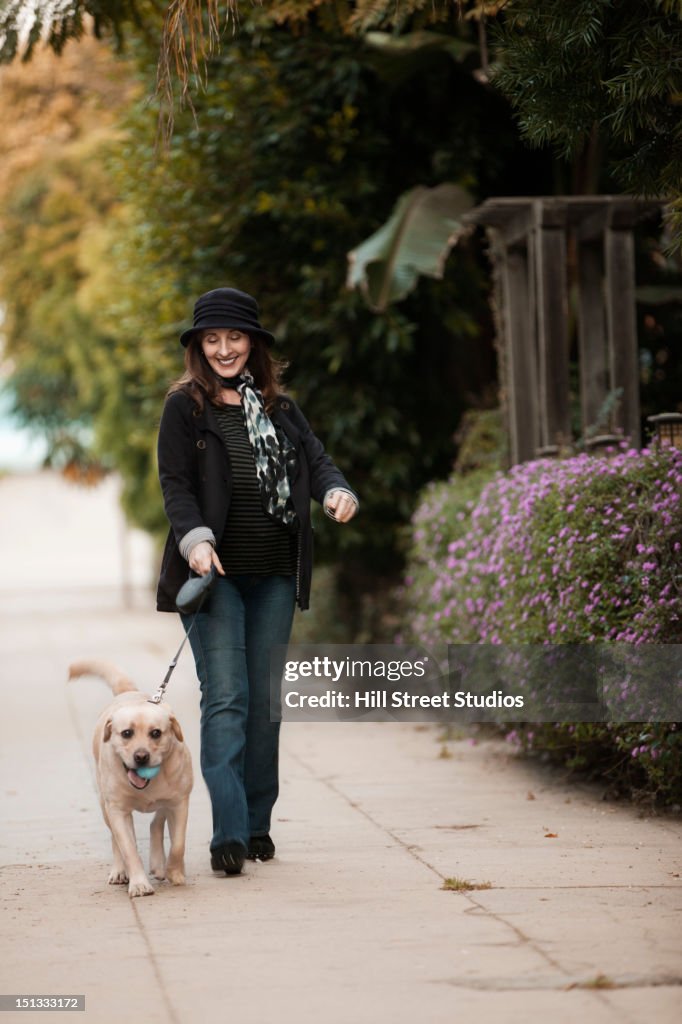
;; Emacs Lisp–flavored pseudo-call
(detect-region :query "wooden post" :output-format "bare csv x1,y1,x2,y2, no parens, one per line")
463,196,661,466
604,213,641,447
533,201,571,449
576,240,609,436
499,241,538,463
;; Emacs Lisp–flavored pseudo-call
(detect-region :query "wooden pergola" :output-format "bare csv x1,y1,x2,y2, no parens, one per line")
464,196,663,465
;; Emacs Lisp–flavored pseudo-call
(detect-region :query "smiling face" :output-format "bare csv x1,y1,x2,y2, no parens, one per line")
104,704,183,789
200,328,251,378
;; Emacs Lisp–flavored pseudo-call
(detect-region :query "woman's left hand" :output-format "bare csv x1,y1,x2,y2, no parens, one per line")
324,490,358,524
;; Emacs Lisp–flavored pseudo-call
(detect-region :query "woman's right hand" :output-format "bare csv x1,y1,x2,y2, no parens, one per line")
188,541,225,577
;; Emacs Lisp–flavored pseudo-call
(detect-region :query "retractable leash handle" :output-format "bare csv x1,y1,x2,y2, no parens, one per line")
148,567,216,704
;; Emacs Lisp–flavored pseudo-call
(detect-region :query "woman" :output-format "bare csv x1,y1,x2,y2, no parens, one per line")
156,287,358,876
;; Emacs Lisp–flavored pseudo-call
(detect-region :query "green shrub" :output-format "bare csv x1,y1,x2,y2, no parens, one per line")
403,444,682,805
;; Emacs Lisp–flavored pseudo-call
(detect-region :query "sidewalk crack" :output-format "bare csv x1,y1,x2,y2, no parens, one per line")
131,901,184,1024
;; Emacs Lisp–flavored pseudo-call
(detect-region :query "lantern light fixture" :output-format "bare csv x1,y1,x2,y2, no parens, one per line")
646,413,682,450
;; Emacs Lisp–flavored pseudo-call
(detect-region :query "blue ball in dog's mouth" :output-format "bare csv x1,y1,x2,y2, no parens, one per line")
135,765,161,779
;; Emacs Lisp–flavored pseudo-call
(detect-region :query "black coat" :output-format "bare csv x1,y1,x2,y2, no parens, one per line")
156,388,356,611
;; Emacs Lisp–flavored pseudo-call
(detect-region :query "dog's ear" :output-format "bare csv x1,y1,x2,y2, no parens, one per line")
103,719,113,742
170,716,184,743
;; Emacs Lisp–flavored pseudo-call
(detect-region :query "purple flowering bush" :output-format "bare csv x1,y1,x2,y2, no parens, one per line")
404,445,682,804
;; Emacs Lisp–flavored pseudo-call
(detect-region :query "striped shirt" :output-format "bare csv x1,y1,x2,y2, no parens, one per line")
212,404,296,576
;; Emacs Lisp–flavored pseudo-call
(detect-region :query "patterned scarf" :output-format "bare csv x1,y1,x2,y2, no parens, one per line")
217,370,298,529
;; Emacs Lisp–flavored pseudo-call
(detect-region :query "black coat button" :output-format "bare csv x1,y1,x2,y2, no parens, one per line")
196,439,207,449
280,400,290,411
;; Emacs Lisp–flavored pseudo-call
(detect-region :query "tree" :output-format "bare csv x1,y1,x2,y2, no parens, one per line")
13,2,681,630
0,10,553,630
492,0,682,203
93,17,536,576
0,37,139,477
5,1,679,207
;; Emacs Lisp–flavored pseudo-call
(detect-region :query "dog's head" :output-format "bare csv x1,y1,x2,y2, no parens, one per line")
103,702,184,790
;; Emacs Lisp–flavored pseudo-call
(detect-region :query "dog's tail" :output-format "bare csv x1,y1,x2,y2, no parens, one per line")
68,659,137,695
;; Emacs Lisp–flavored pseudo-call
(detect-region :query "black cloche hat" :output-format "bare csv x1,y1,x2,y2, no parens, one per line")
180,288,275,347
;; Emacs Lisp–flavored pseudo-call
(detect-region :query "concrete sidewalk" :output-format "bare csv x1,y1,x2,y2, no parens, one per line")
1,593,680,1024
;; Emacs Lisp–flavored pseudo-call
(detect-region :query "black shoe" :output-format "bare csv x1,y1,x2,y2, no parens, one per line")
210,841,246,875
247,834,275,861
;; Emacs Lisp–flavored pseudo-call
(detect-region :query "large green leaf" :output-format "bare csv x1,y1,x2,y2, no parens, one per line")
347,184,474,312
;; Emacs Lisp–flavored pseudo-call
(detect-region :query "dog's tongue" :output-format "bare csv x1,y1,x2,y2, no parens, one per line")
127,769,149,790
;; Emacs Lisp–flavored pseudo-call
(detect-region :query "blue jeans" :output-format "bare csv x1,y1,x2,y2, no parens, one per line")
181,574,296,852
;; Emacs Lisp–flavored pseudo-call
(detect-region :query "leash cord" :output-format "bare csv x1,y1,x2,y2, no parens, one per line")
148,614,198,705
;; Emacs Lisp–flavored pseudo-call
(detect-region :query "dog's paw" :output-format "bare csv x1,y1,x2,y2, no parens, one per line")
128,878,155,898
108,868,129,885
149,864,166,880
166,868,186,886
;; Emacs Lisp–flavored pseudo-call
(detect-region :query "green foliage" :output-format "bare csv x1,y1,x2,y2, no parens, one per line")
5,0,680,223
407,446,682,644
347,183,474,311
403,445,682,803
0,138,121,471
506,721,682,806
453,407,507,473
87,19,536,567
492,0,682,200
0,0,151,62
0,8,552,599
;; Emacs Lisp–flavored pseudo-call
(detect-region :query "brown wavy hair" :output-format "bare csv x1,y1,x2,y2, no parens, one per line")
167,332,286,412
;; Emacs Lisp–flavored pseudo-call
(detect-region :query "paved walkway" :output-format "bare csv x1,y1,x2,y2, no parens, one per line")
1,594,680,1024
0,472,680,1022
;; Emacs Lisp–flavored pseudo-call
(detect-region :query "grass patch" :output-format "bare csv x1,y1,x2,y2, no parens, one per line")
441,877,492,892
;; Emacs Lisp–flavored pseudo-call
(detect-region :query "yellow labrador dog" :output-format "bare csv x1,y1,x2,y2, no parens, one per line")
69,659,193,898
